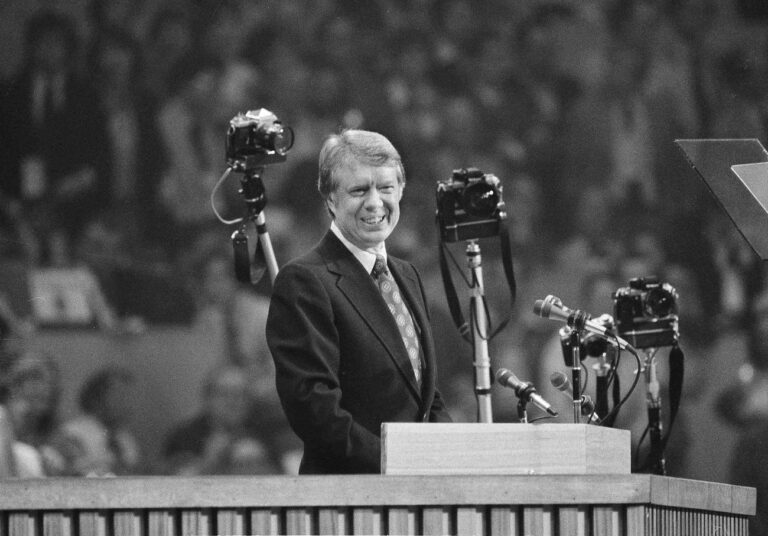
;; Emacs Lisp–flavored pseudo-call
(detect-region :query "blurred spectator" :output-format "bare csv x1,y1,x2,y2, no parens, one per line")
162,364,287,475
138,6,197,107
51,366,142,476
0,351,61,476
88,25,160,244
0,10,110,266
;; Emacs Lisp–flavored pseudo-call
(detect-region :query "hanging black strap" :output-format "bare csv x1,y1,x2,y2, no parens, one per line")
439,236,471,341
662,343,684,451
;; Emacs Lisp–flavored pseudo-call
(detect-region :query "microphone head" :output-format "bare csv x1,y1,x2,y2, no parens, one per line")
495,367,511,383
549,370,570,392
533,295,562,318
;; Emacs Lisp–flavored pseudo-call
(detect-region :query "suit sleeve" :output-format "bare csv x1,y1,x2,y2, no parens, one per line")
266,263,381,472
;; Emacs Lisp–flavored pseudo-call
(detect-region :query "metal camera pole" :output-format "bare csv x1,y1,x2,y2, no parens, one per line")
234,161,279,284
642,347,666,475
466,240,493,423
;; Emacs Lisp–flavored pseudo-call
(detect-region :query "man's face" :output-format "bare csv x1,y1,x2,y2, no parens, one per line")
327,161,403,252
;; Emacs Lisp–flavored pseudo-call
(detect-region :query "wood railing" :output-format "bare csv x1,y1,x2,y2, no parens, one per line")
0,474,755,535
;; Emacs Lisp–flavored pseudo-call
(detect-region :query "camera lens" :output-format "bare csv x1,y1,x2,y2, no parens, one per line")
271,125,294,155
462,181,499,218
645,284,677,317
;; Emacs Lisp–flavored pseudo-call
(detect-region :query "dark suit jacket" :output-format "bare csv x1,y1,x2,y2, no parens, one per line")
266,231,452,474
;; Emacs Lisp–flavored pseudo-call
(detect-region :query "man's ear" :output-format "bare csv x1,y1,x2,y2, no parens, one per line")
398,182,405,201
325,196,335,219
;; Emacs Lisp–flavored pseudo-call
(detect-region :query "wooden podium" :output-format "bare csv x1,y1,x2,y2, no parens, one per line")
0,423,756,536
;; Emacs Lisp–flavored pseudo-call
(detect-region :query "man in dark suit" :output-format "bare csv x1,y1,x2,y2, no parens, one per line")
266,129,452,474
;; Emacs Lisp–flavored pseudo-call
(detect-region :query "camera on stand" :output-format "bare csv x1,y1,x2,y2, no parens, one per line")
435,167,517,423
613,277,679,349
436,167,506,243
213,108,294,285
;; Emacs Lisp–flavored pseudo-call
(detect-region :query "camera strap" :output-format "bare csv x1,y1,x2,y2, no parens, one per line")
439,237,471,341
662,343,684,450
232,226,267,284
438,224,517,343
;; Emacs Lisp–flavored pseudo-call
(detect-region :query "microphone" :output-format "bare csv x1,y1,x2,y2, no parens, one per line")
550,371,599,423
533,295,634,351
495,368,558,416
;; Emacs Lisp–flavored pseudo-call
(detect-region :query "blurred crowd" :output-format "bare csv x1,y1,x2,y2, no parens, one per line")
2,0,768,526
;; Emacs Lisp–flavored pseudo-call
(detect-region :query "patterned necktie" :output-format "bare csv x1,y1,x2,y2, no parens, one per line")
372,255,422,386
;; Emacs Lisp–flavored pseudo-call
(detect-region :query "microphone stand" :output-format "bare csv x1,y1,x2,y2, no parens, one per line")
642,347,666,475
567,328,583,423
466,240,493,423
515,389,534,423
593,354,611,419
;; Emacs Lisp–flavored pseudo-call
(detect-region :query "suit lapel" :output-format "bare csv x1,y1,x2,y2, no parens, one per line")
319,233,422,398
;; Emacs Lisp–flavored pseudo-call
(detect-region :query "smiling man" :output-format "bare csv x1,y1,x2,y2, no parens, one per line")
266,129,452,474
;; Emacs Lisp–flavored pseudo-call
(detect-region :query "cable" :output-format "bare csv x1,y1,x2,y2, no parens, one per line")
210,167,242,225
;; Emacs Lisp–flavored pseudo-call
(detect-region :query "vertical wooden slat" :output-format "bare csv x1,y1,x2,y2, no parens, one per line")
456,507,484,536
489,507,518,536
250,508,281,536
147,510,175,536
592,506,621,536
557,506,587,536
387,507,417,536
42,512,73,536
78,512,107,536
352,507,383,535
421,507,453,536
317,507,348,535
625,505,645,536
7,513,37,536
181,509,212,536
522,506,552,536
217,509,245,535
113,510,142,536
285,508,313,536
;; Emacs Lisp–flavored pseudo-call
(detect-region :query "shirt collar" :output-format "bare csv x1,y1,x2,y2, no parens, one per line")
330,221,386,275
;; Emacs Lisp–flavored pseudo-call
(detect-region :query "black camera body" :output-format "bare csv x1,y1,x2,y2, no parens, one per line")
226,109,294,169
436,167,506,242
613,277,679,349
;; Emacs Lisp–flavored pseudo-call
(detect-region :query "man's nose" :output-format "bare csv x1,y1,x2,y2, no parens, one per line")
364,189,384,208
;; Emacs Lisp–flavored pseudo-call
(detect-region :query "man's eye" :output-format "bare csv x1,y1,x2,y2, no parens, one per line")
380,186,394,193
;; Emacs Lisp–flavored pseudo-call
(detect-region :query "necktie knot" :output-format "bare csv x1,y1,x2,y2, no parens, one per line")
372,255,388,279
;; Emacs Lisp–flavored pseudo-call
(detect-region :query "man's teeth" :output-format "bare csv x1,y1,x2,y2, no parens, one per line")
363,215,386,224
